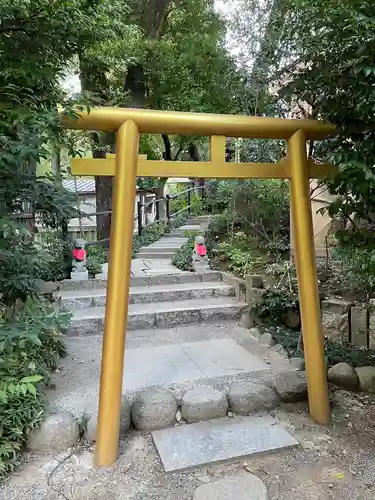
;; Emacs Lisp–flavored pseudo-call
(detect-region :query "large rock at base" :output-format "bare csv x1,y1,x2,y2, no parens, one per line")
228,381,279,415
84,395,131,442
273,371,308,403
327,363,358,390
181,387,228,423
355,366,375,393
132,389,177,431
194,473,268,500
259,332,275,347
28,411,79,454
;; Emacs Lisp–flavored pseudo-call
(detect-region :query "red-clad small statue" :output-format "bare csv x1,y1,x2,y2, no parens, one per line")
192,235,209,269
72,238,87,273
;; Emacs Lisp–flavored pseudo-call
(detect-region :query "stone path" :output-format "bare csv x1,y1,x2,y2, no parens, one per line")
58,216,246,336
3,215,353,499
152,415,298,472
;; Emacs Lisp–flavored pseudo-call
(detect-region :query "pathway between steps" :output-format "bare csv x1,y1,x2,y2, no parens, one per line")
131,219,204,276
0,217,314,498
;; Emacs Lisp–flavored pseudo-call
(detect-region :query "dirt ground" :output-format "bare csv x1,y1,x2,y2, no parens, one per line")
1,388,375,500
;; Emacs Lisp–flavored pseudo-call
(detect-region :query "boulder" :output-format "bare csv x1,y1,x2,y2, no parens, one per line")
28,411,79,454
327,363,358,390
181,387,228,423
289,357,305,371
259,332,275,347
239,310,254,329
131,389,177,431
228,381,279,415
273,371,308,403
274,344,288,358
85,395,131,442
249,327,261,340
355,366,375,393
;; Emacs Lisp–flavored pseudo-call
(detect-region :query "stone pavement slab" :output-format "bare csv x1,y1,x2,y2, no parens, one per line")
193,473,268,500
123,339,268,391
152,415,299,472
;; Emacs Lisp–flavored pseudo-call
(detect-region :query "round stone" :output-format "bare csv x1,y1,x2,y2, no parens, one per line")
273,371,308,403
194,473,268,500
84,395,131,442
181,387,228,423
273,344,288,358
259,332,275,346
228,381,279,415
28,411,79,454
289,357,305,371
249,327,261,340
131,389,177,431
327,362,358,390
355,366,375,393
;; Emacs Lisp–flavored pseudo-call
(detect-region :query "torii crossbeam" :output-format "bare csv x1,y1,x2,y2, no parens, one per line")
63,107,337,467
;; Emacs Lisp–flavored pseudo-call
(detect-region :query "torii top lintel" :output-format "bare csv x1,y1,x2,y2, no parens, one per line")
63,107,336,141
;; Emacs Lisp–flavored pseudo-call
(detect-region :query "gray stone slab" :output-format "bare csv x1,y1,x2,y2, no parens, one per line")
122,339,268,391
152,415,299,472
71,271,88,281
182,339,267,377
194,474,268,500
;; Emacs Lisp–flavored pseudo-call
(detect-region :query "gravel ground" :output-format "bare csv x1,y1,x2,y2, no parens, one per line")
2,322,375,499
2,390,375,499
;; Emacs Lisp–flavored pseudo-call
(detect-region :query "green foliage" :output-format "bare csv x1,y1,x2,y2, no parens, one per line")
332,246,375,300
37,232,72,282
252,289,299,326
269,0,375,248
86,245,108,279
206,180,289,277
132,222,168,259
0,299,68,479
172,231,199,272
205,180,289,249
213,231,265,278
269,326,375,368
169,192,203,217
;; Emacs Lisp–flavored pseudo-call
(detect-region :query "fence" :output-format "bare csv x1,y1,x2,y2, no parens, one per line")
322,298,375,348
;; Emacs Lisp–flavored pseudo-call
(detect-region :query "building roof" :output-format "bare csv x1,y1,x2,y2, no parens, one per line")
63,178,146,194
63,179,95,193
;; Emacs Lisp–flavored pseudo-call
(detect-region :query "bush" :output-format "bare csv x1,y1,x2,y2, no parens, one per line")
0,299,69,479
269,326,375,368
37,232,72,282
172,231,199,271
86,245,108,278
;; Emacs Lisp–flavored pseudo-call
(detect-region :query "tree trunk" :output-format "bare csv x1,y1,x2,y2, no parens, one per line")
79,56,115,243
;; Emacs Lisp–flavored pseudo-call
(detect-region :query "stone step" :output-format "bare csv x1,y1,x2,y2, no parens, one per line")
59,270,222,291
67,297,246,336
56,281,235,311
138,244,185,253
136,251,175,259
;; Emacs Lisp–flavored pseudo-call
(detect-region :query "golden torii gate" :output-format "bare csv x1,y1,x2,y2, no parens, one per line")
64,107,337,467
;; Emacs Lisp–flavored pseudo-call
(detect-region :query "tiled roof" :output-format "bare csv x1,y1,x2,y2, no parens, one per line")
63,179,95,193
63,178,143,193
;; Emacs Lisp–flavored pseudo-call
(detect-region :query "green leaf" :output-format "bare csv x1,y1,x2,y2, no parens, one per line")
20,375,43,384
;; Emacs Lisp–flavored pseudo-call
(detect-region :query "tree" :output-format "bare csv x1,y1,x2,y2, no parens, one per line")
0,0,112,305
266,0,375,248
79,0,248,239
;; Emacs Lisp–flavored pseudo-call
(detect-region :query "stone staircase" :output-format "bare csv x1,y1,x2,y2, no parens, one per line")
56,216,246,336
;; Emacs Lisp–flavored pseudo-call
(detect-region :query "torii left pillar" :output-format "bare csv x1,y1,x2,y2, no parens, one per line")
95,120,139,466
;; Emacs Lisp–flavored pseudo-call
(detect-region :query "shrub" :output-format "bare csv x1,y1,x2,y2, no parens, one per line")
86,245,108,278
37,231,72,282
172,231,199,271
0,299,69,479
